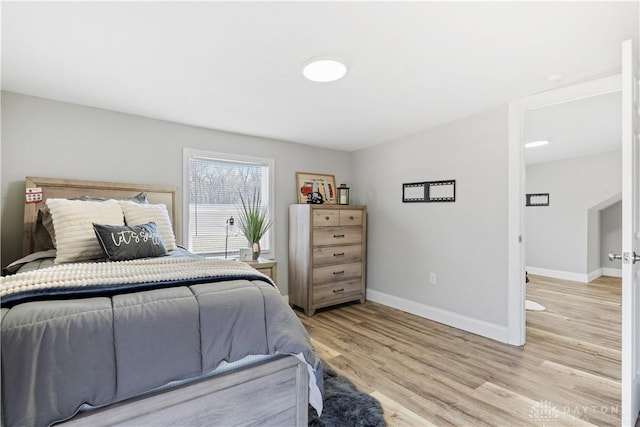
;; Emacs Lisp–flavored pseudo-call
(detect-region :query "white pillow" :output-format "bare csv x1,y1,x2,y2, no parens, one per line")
46,198,125,263
119,201,177,251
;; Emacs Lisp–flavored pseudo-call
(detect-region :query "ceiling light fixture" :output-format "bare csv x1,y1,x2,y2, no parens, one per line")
303,59,347,83
525,140,550,148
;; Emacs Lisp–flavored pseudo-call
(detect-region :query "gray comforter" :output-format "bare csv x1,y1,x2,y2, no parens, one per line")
1,259,322,427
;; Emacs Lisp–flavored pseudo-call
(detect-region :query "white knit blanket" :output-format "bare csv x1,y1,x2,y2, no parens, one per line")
0,257,274,300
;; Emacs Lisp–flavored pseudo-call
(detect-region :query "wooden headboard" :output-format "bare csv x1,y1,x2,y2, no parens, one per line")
23,177,181,256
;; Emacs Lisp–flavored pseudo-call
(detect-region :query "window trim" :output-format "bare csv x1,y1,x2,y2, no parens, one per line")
182,148,276,257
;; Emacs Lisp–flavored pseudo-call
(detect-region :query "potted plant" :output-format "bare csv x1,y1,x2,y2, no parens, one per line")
236,190,272,260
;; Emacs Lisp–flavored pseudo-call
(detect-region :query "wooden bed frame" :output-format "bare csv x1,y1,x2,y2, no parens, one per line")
62,355,308,427
23,176,181,256
21,176,310,426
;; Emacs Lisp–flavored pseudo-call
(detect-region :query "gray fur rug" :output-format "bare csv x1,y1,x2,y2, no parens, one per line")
309,361,386,427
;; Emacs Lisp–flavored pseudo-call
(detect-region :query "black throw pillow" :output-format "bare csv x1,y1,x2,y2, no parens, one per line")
93,222,167,261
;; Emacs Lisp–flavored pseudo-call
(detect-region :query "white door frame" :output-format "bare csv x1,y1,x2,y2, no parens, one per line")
506,74,622,345
621,38,639,427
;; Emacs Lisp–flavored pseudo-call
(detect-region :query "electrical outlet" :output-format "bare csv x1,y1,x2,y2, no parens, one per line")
429,272,437,284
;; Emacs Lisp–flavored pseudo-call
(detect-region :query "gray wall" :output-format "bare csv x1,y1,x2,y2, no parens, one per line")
525,150,621,278
2,91,517,339
601,200,622,272
351,105,509,327
1,91,353,295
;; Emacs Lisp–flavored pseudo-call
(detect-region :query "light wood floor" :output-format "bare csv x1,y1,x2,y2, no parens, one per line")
296,274,622,426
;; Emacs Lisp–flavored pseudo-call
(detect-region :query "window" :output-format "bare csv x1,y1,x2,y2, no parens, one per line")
183,149,274,257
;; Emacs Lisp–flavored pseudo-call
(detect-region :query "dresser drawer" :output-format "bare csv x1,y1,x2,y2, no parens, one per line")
313,262,362,284
313,210,340,227
313,245,362,266
339,210,363,226
313,279,362,306
313,226,362,246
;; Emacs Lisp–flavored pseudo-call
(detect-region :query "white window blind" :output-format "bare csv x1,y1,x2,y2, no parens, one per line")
184,150,273,257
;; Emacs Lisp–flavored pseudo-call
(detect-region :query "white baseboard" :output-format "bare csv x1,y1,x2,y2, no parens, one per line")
526,266,619,283
526,266,589,283
601,267,622,278
587,268,603,283
366,289,509,344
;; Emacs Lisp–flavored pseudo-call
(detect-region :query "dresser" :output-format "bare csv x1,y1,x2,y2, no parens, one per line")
288,204,366,316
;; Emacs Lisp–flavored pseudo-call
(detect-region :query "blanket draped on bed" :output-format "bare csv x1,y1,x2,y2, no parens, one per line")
0,258,323,427
0,256,276,306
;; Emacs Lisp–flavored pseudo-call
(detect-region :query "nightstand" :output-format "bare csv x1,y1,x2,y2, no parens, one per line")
246,258,277,284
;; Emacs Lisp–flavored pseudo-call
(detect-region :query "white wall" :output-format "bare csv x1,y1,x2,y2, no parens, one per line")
351,105,510,340
525,150,621,281
1,92,353,295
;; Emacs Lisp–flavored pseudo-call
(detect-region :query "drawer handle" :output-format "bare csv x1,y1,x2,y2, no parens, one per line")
333,288,345,293
349,216,354,220
333,234,345,238
325,216,330,220
333,253,345,257
333,271,345,275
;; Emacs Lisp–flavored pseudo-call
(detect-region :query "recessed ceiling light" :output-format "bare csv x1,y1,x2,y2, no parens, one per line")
303,59,347,83
525,140,550,148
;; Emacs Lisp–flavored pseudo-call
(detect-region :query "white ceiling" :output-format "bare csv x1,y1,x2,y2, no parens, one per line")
2,1,638,153
525,91,622,165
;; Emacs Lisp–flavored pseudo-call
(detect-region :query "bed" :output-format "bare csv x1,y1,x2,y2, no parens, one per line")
1,177,322,427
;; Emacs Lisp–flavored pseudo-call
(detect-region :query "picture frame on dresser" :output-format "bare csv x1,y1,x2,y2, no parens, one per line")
295,172,337,205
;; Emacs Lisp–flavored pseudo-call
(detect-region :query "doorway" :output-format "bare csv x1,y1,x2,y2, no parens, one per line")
507,74,621,346
523,91,622,283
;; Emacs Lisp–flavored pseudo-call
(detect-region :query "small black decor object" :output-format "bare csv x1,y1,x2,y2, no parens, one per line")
307,191,324,204
403,179,456,203
526,193,550,206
